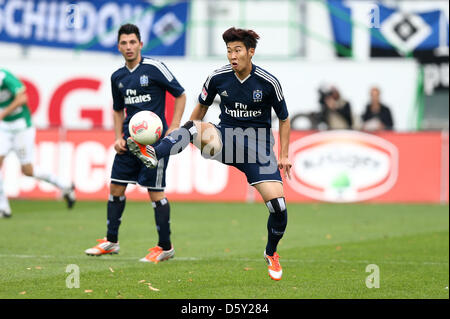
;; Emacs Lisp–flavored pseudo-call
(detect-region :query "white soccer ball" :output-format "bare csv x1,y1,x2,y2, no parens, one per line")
128,111,163,145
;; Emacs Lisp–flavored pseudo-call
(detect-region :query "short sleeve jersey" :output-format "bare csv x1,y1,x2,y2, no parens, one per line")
0,68,32,127
198,64,288,128
111,57,185,138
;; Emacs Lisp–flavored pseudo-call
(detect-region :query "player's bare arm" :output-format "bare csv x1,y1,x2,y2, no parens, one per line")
278,118,292,179
166,93,186,135
0,90,27,121
189,102,209,121
113,109,127,154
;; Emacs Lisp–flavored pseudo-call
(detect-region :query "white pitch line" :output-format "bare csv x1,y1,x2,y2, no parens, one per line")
0,254,447,266
0,254,200,261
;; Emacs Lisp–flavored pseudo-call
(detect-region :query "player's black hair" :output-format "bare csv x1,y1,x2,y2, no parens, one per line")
222,27,260,50
117,23,141,42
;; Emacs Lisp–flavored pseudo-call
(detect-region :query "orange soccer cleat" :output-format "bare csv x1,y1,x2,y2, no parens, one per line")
264,251,283,281
85,238,120,256
126,137,158,169
139,246,175,264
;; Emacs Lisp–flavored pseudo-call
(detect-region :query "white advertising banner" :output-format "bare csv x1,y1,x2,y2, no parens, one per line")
2,129,447,203
3,58,419,131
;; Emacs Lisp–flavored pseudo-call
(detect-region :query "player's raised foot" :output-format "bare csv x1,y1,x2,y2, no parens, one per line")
264,251,282,281
63,184,76,209
0,210,12,218
139,246,174,264
85,238,120,256
126,137,158,169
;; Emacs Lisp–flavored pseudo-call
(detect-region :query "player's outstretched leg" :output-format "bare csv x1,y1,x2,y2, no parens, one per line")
25,165,76,210
154,120,198,157
128,121,198,169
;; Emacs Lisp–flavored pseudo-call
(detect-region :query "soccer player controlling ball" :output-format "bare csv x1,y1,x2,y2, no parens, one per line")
128,27,292,280
85,24,186,263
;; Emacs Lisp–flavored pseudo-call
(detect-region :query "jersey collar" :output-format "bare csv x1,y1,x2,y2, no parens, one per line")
234,63,255,84
125,57,143,73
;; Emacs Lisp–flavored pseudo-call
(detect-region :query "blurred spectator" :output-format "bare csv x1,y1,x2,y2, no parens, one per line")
361,87,394,131
317,85,353,130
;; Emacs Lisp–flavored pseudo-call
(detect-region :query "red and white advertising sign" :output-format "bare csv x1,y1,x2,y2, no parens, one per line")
2,129,448,203
286,130,399,202
281,130,448,203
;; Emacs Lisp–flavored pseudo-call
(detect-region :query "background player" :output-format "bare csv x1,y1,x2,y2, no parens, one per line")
85,24,186,263
0,68,76,218
128,27,291,280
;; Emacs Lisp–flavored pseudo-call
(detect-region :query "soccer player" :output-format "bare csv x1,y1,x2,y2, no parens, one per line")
127,27,291,280
0,68,76,218
85,24,186,263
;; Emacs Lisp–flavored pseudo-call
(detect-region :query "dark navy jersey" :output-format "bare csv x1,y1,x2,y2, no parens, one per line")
111,57,185,138
198,63,288,128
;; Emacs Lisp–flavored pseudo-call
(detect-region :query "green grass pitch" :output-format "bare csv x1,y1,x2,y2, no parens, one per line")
0,200,448,299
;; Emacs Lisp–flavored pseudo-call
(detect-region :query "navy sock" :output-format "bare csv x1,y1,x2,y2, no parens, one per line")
106,195,126,243
154,121,197,158
265,198,288,256
153,198,171,250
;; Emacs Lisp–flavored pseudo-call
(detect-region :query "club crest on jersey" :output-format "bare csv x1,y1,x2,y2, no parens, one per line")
253,90,263,102
140,75,149,86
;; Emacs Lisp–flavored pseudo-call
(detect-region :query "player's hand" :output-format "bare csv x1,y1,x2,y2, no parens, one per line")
278,157,292,180
114,138,127,154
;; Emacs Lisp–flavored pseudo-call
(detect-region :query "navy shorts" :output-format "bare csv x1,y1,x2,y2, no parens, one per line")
111,141,169,191
210,124,282,186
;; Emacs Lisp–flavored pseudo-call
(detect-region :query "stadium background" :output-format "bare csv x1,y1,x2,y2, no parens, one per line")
0,0,448,204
